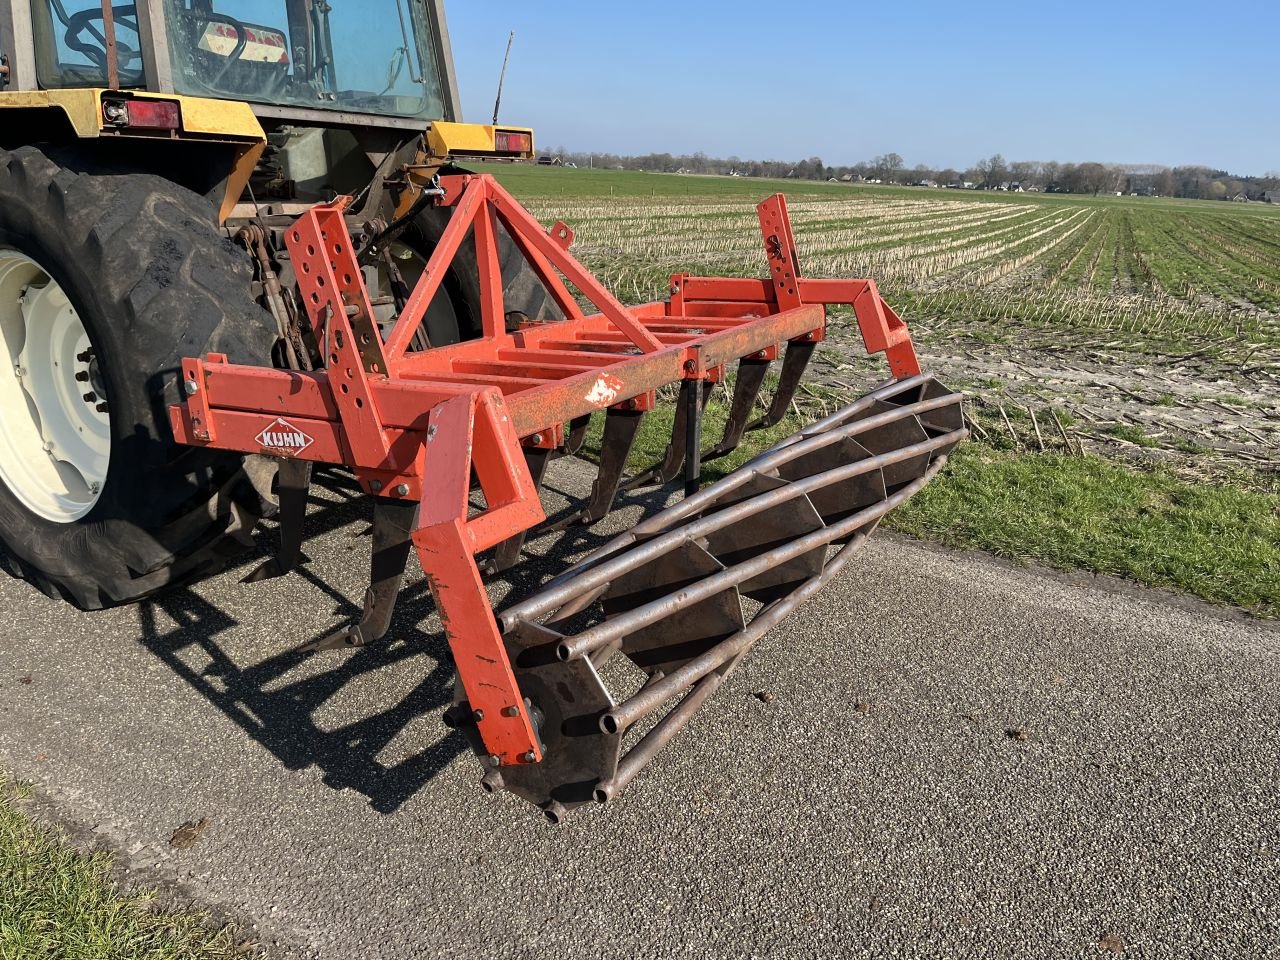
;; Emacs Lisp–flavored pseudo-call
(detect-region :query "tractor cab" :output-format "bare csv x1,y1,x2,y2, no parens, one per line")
18,0,459,129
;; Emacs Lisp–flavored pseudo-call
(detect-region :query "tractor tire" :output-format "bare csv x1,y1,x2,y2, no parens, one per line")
0,145,277,610
406,204,559,340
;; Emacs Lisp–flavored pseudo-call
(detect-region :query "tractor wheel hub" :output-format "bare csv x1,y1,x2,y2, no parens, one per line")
0,250,110,522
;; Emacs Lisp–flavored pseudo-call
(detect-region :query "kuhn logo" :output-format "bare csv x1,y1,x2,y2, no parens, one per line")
255,418,314,455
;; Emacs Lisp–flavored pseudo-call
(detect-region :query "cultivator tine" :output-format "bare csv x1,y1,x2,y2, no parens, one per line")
620,381,712,493
749,340,817,432
704,358,771,462
301,498,419,653
565,416,591,456
682,378,706,496
547,408,645,530
485,447,553,575
242,459,312,583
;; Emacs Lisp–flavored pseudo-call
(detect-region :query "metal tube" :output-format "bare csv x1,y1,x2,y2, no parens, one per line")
557,452,953,663
501,405,961,629
599,525,873,737
631,381,954,537
594,671,727,803
503,381,954,622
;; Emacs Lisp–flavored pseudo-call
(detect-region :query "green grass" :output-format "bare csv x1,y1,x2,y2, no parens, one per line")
892,446,1279,618
1105,423,1158,447
0,779,254,960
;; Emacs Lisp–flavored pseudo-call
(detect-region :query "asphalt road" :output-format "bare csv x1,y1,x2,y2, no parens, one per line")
1,464,1277,960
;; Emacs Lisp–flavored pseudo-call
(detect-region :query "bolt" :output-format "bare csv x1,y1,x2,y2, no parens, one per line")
426,425,438,441
88,482,100,495
670,282,681,294
75,371,90,382
395,483,410,496
520,751,537,764
82,392,96,403
13,364,23,378
502,705,520,718
683,360,697,375
76,349,93,363
96,402,109,414
42,441,54,453
487,755,502,768
370,479,383,493
471,709,484,722
183,379,198,396
529,433,543,446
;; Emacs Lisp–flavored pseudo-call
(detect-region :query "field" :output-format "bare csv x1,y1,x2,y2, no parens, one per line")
483,165,1280,488
479,165,1280,614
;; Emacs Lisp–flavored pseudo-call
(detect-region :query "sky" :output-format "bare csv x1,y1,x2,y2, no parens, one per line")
446,1,1277,176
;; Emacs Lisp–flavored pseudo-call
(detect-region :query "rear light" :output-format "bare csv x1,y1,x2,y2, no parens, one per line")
495,130,533,155
102,98,181,131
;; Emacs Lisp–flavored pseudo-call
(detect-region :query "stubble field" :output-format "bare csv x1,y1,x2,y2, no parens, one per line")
487,165,1280,485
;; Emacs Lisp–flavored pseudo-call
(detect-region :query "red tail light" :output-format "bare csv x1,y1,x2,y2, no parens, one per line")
495,130,533,155
102,99,181,131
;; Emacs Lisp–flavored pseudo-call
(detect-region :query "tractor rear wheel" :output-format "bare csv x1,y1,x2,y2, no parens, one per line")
0,146,277,609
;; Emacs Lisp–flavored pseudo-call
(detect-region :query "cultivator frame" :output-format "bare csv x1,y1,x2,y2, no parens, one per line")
171,173,965,817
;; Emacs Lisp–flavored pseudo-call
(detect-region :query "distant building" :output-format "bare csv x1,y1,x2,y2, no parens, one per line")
1265,190,1280,204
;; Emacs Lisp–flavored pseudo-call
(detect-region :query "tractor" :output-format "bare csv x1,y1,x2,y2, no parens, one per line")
0,1,965,820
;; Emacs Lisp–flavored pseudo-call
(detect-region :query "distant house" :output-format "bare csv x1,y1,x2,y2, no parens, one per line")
1265,190,1280,204
1230,193,1249,202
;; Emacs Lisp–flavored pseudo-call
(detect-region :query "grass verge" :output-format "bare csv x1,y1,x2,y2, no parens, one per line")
586,391,1279,618
890,445,1278,617
0,778,254,960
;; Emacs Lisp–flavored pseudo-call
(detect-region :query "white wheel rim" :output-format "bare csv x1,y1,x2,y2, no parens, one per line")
0,249,110,523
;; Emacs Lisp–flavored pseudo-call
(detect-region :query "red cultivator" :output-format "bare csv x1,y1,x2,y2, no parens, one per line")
171,174,966,820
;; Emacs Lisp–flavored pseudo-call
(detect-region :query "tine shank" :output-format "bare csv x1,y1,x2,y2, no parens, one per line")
242,458,312,583
705,358,770,461
486,447,552,574
682,378,705,497
301,497,419,652
749,340,816,432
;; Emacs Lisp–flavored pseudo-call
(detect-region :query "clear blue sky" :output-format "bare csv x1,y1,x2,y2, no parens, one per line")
447,1,1276,176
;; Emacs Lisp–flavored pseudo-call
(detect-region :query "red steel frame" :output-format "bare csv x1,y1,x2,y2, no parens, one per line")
171,174,921,765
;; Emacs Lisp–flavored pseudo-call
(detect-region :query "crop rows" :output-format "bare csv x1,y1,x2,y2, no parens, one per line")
519,189,1280,346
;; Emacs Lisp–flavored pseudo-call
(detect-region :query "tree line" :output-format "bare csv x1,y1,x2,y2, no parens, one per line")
548,148,1278,201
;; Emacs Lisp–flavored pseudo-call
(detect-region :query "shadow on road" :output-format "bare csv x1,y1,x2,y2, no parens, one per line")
132,463,636,814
